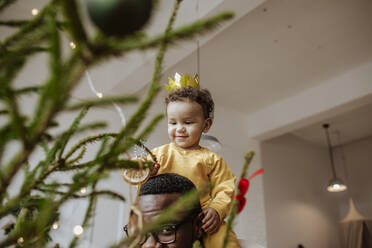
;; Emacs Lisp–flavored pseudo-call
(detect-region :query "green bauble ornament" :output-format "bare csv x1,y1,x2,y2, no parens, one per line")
87,0,153,37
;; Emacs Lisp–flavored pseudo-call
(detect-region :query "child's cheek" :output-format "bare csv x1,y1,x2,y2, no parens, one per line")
167,126,173,137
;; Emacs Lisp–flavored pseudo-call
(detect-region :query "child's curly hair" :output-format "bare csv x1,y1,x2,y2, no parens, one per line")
165,86,214,119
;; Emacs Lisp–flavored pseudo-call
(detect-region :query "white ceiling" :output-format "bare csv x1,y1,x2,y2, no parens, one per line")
292,102,372,147
0,0,262,97
153,0,372,146
155,0,372,113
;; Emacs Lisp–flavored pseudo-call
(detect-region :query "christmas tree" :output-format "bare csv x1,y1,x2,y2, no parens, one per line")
0,0,236,247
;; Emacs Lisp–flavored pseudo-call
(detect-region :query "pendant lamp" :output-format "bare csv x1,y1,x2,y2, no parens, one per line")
323,124,347,192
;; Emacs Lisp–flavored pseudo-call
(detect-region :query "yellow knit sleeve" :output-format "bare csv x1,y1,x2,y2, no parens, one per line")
151,146,165,164
208,156,236,221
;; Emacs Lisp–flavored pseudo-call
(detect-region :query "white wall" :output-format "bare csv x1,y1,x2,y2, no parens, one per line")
211,105,267,247
261,134,372,248
261,134,341,248
335,136,372,219
246,60,372,141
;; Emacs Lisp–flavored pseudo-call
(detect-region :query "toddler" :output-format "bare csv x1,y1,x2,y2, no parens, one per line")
151,73,240,247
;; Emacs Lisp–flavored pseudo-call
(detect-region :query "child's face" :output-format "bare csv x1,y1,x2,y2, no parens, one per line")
167,100,211,150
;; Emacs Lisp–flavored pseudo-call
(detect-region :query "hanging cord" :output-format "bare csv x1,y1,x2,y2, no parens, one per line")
196,0,201,78
323,124,337,178
85,70,127,126
197,41,200,77
335,130,350,186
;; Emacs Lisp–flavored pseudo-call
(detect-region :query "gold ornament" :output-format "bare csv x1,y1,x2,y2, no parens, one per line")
165,72,200,92
17,237,24,246
121,160,150,185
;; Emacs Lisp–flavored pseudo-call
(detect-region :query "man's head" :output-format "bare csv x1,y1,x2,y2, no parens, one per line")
165,87,214,149
127,173,203,248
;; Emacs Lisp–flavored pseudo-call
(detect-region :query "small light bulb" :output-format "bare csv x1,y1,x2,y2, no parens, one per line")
333,184,340,190
80,187,87,194
73,225,84,237
69,41,76,49
96,92,103,98
52,222,59,230
31,8,39,16
17,237,24,245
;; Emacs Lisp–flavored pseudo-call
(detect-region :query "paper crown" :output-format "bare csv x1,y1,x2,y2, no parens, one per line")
165,72,200,92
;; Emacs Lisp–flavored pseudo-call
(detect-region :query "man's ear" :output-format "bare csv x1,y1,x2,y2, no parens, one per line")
203,118,213,133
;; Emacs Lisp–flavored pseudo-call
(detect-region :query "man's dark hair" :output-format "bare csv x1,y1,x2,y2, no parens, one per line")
140,173,196,196
139,173,202,215
165,86,214,119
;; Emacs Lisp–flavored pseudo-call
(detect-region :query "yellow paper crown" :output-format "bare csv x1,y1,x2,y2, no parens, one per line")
165,72,200,92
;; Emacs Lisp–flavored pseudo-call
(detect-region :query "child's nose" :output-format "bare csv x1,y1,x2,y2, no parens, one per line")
176,125,186,132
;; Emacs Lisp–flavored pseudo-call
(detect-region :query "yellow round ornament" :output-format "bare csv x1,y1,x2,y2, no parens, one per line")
121,160,150,185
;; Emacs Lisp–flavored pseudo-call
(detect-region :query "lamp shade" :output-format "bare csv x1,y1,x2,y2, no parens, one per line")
327,177,347,192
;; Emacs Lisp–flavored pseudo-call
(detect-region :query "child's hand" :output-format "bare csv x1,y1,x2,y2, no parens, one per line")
149,162,160,176
201,207,220,234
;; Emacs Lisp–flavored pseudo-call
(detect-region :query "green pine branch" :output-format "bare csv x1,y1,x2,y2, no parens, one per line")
52,121,107,140
66,146,86,164
0,19,67,29
0,109,9,115
0,19,29,27
93,12,234,57
0,0,17,13
66,95,138,111
0,2,55,49
63,133,117,161
222,151,255,248
58,159,153,172
68,183,97,248
60,0,88,49
13,85,43,96
35,187,125,203
0,0,238,246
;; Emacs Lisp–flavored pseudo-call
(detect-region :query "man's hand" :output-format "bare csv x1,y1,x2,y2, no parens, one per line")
201,207,220,234
149,162,160,176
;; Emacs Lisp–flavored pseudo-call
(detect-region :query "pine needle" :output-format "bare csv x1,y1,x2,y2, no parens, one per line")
66,95,138,111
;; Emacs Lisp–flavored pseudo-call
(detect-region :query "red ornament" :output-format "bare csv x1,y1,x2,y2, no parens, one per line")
235,195,246,213
234,169,264,214
238,178,250,196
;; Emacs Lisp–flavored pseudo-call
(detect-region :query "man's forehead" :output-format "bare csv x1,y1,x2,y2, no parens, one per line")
138,193,182,213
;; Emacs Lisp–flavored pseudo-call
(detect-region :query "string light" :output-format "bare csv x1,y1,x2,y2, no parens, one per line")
17,237,24,245
52,221,59,230
69,41,76,49
31,8,39,16
85,71,127,126
80,187,87,194
73,225,84,237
